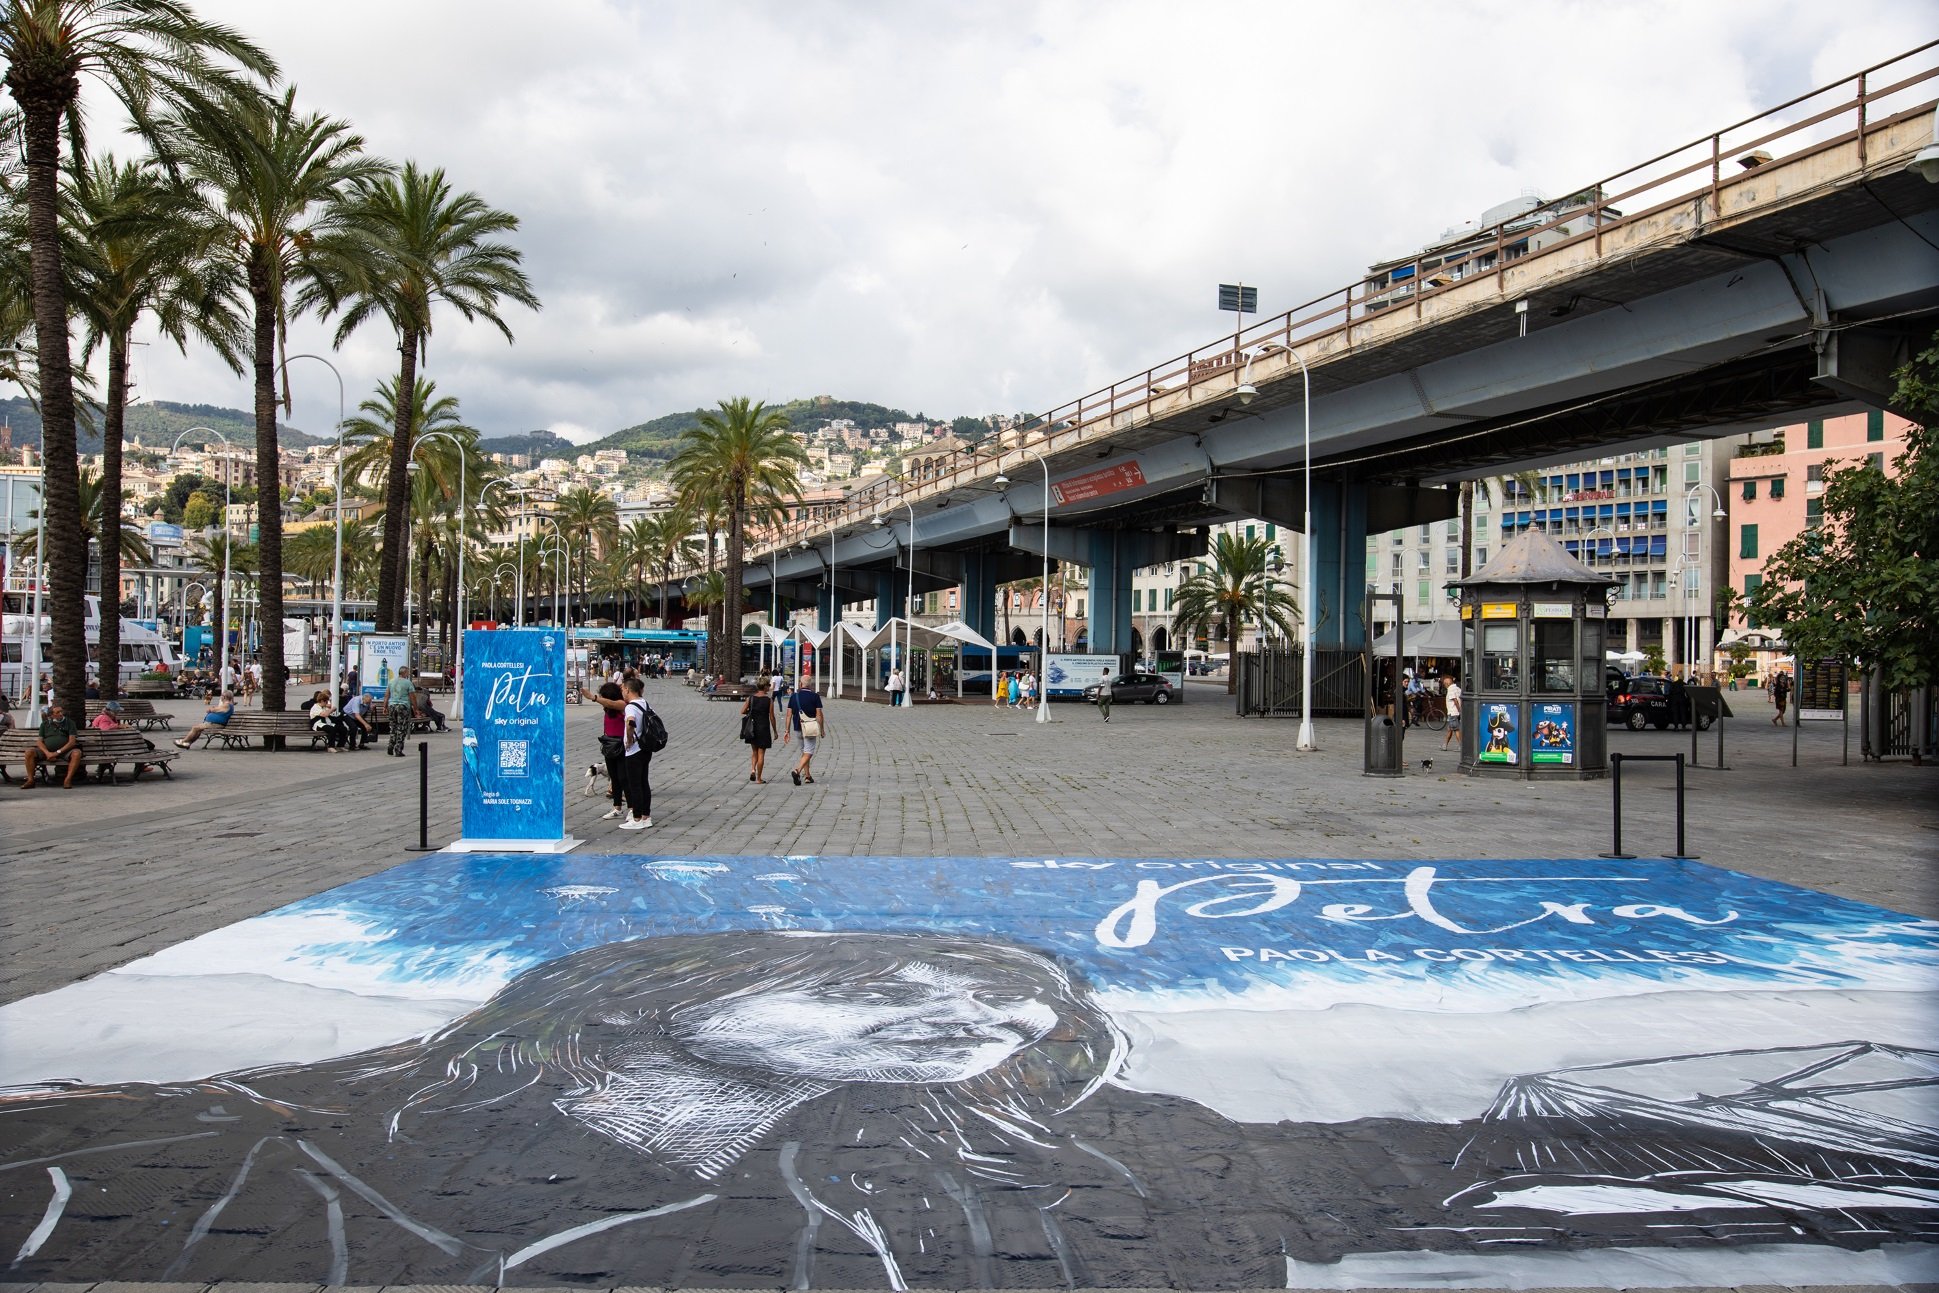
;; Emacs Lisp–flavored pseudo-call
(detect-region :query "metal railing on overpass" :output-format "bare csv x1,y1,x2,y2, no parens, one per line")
696,42,1939,584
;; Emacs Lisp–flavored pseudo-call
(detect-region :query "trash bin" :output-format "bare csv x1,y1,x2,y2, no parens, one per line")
1364,714,1403,777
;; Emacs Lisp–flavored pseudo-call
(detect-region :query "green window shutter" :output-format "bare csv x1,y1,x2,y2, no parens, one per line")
1866,410,1884,442
1265,523,1276,541
1741,479,1756,501
1739,524,1758,560
1806,419,1824,450
1770,477,1785,500
1743,573,1763,629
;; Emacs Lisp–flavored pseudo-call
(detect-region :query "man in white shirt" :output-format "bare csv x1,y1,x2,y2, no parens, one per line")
219,659,237,696
1441,674,1462,750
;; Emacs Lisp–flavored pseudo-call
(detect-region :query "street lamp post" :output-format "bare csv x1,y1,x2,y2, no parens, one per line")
171,425,232,693
1237,342,1315,749
279,354,346,696
481,479,533,627
414,430,467,718
900,494,917,707
1682,483,1727,680
492,562,518,626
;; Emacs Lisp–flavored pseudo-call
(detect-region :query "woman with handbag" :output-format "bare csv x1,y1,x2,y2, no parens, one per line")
740,680,779,783
592,681,629,820
784,680,828,786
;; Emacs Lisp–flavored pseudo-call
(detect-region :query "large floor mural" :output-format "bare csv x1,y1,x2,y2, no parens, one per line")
1,855,1934,1287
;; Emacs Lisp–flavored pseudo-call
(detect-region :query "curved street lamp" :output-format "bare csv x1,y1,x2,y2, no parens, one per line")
994,446,1053,724
1237,342,1316,750
278,354,346,696
170,425,233,696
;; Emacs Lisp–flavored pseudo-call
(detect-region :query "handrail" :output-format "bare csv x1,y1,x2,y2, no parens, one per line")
669,44,1939,587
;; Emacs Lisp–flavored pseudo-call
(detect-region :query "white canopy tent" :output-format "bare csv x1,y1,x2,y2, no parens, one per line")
853,618,1002,699
1368,620,1465,658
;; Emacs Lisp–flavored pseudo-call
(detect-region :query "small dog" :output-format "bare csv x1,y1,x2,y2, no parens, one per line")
582,764,607,797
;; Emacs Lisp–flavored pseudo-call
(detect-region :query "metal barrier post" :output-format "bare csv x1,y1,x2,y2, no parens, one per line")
406,740,434,852
1674,753,1688,860
1599,754,1634,859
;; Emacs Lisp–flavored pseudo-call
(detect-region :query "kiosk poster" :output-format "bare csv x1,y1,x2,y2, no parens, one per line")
356,633,411,699
1479,700,1519,763
0,854,1932,1286
1531,701,1576,764
459,628,566,842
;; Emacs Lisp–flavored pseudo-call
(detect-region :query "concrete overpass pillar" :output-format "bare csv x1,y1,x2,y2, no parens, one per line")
960,554,996,642
875,571,896,629
1309,481,1372,650
816,583,836,632
1086,531,1136,656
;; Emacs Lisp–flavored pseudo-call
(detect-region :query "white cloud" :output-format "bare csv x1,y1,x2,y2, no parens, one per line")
91,0,1939,445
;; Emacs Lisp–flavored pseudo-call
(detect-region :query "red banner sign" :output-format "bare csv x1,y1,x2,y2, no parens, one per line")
1051,461,1147,506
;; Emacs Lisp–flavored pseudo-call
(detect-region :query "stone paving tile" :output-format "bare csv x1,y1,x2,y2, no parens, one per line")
0,680,1933,1009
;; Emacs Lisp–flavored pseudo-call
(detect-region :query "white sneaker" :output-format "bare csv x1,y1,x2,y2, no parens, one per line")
618,817,650,830
600,805,625,820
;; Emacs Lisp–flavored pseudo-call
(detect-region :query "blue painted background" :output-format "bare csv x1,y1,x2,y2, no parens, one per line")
459,629,567,842
258,854,1939,1007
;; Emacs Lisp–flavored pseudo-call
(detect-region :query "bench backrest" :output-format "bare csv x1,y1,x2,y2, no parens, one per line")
0,727,156,754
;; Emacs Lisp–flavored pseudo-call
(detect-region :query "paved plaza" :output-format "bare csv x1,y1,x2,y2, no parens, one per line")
1,678,1932,1006
0,680,1934,1290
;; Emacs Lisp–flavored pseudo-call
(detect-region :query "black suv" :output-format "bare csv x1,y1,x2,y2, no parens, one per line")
1606,675,1673,729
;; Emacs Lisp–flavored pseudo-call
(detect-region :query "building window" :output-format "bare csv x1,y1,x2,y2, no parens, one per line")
1807,463,1824,483
1770,477,1785,499
1445,550,1459,575
1868,452,1885,471
1684,462,1700,484
1164,587,1173,610
1743,573,1763,629
1867,410,1884,442
1807,418,1824,450
1741,479,1756,501
1265,523,1276,541
1475,547,1488,567
1739,524,1757,559
1418,549,1431,571
1391,553,1404,575
1805,498,1823,529
1245,524,1255,542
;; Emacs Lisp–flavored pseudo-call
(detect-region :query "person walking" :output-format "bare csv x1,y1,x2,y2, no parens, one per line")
1441,673,1462,750
887,666,905,709
784,677,827,785
618,677,656,830
386,663,415,756
741,679,780,783
592,681,629,820
992,671,1007,709
1096,668,1113,722
1771,669,1792,726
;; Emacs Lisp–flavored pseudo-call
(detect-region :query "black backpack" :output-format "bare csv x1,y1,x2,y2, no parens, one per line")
631,699,669,753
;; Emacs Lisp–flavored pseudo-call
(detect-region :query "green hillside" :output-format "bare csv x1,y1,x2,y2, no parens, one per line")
0,397,322,453
587,397,954,459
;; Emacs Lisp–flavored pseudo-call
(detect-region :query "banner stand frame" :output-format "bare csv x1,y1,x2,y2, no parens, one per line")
443,836,581,855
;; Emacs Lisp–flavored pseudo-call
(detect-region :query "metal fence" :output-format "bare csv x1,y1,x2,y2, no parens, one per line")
1237,648,1366,718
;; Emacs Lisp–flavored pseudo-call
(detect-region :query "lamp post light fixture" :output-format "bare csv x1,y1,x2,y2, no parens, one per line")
1238,341,1316,749
170,425,233,702
1682,482,1727,678
481,479,539,627
900,494,918,707
413,431,467,717
278,354,347,697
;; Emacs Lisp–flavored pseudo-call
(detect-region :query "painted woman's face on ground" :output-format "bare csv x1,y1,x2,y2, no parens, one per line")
669,960,1061,1083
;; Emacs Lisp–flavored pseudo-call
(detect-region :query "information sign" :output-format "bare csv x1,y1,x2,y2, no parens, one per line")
356,634,411,699
1045,653,1122,697
453,628,576,853
1799,658,1847,721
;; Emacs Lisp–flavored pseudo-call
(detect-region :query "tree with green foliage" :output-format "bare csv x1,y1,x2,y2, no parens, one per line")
670,398,808,678
1169,532,1300,694
315,161,537,632
1744,338,1939,692
3,0,275,720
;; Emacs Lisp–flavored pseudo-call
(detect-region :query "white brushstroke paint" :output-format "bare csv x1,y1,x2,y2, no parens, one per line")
501,1193,715,1269
10,1166,69,1265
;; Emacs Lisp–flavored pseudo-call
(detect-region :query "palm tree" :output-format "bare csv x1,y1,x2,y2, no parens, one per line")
2,0,274,717
683,569,729,663
635,506,700,628
314,161,537,631
161,86,386,713
68,152,247,688
1170,532,1300,694
670,398,807,677
340,376,475,498
554,485,619,616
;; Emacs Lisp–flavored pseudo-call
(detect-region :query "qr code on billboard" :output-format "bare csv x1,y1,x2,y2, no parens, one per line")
498,739,529,777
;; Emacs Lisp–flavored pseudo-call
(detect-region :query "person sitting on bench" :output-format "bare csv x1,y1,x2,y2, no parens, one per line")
24,702,82,789
176,692,236,748
410,684,448,733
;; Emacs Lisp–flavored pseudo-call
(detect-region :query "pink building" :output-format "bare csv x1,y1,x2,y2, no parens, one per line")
1725,408,1912,672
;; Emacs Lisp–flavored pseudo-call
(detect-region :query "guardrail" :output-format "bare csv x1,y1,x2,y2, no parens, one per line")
695,43,1939,582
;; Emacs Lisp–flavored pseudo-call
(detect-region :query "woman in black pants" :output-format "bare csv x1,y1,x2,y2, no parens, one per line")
591,681,628,820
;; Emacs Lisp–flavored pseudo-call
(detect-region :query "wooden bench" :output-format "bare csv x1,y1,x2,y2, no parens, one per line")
365,699,440,734
182,710,327,750
84,699,172,730
0,728,179,784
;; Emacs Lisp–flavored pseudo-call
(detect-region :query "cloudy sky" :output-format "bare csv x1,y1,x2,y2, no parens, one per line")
104,1,1933,443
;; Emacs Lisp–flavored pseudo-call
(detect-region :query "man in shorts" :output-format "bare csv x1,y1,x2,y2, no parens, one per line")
784,680,827,785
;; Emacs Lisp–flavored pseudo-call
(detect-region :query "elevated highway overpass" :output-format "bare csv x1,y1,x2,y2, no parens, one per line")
680,46,1939,655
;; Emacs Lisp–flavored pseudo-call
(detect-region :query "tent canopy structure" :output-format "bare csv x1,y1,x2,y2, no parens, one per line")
857,618,999,653
1369,620,1465,658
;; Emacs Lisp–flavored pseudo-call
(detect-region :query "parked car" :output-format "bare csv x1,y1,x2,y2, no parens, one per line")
1085,672,1176,705
1607,674,1672,729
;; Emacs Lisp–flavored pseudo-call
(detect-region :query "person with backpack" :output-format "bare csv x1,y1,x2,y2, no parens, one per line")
618,676,662,830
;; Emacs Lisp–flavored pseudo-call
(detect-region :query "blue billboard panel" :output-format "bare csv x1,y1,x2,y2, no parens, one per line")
459,628,567,845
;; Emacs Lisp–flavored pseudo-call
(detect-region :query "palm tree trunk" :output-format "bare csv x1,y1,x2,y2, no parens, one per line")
248,266,288,712
99,332,131,698
15,90,89,718
376,331,420,631
724,492,746,682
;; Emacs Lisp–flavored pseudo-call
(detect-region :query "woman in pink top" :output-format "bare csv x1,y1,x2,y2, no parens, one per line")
592,681,628,819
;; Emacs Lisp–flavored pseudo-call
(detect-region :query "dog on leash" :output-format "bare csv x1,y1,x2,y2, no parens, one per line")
582,763,608,797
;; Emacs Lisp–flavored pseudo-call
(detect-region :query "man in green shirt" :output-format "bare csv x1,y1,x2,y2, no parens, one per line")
25,703,82,789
